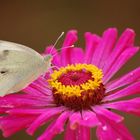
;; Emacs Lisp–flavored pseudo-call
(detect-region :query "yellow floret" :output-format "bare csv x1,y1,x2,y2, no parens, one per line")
48,64,103,97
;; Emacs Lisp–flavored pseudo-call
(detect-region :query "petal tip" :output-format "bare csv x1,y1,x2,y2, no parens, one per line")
67,29,78,35
124,28,136,36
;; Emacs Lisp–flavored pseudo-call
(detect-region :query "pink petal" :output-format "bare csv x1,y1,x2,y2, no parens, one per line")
75,125,90,140
64,123,76,140
37,111,71,140
26,107,65,135
81,110,100,127
0,94,53,108
92,106,124,123
69,111,82,129
30,82,52,96
69,47,84,64
103,97,140,116
64,123,90,140
32,76,53,91
23,84,52,97
0,108,9,113
99,28,118,68
92,28,117,68
103,47,139,83
84,32,101,63
36,76,49,85
106,67,140,92
0,116,35,137
23,86,46,96
96,115,134,140
61,30,78,66
69,111,99,129
103,28,135,75
6,108,53,116
104,81,140,101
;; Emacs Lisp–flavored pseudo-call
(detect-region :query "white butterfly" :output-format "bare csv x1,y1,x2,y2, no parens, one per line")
0,32,74,96
0,40,53,96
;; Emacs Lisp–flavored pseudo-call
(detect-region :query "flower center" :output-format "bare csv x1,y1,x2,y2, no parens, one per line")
48,64,105,110
58,70,93,86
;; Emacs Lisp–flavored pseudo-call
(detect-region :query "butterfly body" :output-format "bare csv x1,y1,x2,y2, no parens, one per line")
0,40,52,96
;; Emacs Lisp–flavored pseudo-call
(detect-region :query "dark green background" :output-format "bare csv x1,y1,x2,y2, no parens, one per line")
0,0,140,140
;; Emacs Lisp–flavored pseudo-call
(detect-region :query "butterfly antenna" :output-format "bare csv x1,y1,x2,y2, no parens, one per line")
50,32,65,54
52,45,74,58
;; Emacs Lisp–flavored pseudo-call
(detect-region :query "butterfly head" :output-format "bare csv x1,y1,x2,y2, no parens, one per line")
44,54,53,64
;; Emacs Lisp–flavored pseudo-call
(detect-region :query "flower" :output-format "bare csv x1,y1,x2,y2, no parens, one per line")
0,28,140,140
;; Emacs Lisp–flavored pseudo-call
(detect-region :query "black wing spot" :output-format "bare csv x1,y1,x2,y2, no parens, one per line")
3,50,9,56
0,69,8,74
0,50,9,60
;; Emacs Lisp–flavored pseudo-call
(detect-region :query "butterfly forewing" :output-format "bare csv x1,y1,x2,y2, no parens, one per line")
0,41,48,96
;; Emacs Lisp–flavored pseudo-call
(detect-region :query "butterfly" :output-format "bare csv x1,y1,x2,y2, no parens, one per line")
0,40,54,96
0,32,73,96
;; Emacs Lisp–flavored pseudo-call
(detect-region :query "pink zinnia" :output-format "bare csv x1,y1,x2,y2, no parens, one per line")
0,28,140,140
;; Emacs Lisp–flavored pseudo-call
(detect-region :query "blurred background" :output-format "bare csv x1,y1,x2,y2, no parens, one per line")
0,0,140,139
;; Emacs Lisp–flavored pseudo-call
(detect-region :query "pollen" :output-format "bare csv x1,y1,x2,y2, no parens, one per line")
48,64,105,110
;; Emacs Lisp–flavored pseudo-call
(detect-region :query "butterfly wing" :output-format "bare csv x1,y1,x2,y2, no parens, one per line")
0,40,42,57
0,41,48,96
